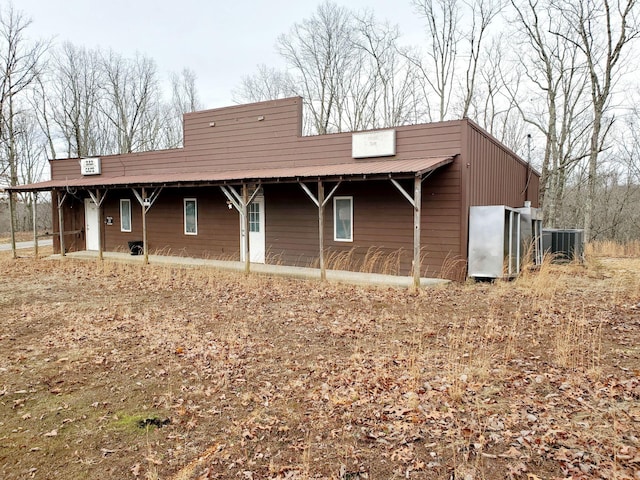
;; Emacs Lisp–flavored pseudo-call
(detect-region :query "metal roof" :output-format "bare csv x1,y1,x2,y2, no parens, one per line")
5,156,456,192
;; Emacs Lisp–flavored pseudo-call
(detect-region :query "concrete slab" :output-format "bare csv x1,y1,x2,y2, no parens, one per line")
50,250,450,289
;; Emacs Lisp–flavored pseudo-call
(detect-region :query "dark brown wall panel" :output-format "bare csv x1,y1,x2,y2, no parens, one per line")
50,98,464,180
265,167,462,278
183,97,303,148
51,192,86,253
467,122,539,208
100,188,240,258
265,183,320,267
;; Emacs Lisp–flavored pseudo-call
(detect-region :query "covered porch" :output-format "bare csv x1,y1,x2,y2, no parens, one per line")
4,155,456,288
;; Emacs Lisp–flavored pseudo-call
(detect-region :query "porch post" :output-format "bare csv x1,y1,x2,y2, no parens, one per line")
57,190,66,257
97,191,103,261
142,187,148,265
8,190,17,259
242,183,250,274
32,192,38,259
318,180,326,281
413,175,422,290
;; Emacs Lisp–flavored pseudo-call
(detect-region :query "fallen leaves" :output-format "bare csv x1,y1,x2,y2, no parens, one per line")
1,256,640,479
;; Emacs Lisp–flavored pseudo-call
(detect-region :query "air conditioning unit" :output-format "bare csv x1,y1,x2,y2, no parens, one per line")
542,229,584,261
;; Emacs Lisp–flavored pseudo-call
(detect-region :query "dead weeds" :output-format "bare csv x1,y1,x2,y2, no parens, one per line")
0,253,639,479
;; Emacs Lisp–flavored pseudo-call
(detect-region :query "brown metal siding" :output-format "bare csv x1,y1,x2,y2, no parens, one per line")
467,121,539,208
51,193,85,253
183,97,303,149
422,163,464,278
98,188,240,258
265,166,462,278
265,183,320,266
266,181,414,273
44,98,540,281
50,98,463,180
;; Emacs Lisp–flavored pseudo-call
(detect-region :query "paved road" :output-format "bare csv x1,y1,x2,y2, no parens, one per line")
0,239,53,251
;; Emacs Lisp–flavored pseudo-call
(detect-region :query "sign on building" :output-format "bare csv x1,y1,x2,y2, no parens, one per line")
352,130,396,158
81,158,102,176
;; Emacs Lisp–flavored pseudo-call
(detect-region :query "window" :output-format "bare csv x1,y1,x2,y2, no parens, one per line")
120,199,131,232
248,201,260,233
334,196,353,242
184,198,198,235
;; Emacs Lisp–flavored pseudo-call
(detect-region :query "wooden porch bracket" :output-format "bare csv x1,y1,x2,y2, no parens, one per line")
220,184,262,274
389,172,437,289
299,180,341,281
131,187,163,264
87,189,107,261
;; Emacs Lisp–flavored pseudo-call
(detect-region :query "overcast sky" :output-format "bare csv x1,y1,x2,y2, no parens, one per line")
16,0,425,108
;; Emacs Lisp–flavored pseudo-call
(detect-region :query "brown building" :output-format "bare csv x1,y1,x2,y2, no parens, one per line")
8,97,539,282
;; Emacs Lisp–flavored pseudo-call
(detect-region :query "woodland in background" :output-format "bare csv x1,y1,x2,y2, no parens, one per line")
1,0,639,242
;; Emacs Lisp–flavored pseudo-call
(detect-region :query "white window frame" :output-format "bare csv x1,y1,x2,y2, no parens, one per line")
120,199,131,232
184,198,198,235
333,196,353,242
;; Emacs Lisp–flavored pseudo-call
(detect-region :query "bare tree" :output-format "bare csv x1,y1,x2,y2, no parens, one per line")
0,3,46,188
7,110,47,228
44,43,107,158
553,0,640,240
459,0,506,118
162,68,203,148
277,1,357,134
410,0,460,121
100,50,161,153
350,12,424,129
410,0,504,122
238,5,424,134
40,45,201,156
620,99,640,184
508,0,592,226
233,64,296,104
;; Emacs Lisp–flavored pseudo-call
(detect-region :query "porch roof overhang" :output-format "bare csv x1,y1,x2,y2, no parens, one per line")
4,155,457,193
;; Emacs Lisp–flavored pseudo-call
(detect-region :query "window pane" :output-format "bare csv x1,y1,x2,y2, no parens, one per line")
185,199,197,234
120,200,131,232
335,197,352,241
249,202,260,233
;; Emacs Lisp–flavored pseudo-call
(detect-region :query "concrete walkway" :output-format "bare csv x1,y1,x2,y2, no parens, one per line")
53,250,450,289
0,239,53,251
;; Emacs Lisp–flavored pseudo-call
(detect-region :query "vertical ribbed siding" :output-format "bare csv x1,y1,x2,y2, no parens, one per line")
467,122,538,208
105,188,240,258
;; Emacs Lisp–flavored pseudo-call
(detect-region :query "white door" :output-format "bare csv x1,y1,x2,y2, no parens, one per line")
84,198,100,251
240,196,265,263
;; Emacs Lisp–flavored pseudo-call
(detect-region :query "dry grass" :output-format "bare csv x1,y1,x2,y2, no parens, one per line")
324,247,406,276
587,239,640,257
1,249,639,479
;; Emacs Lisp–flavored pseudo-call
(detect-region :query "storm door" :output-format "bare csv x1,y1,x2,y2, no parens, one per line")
84,198,100,251
240,195,265,263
